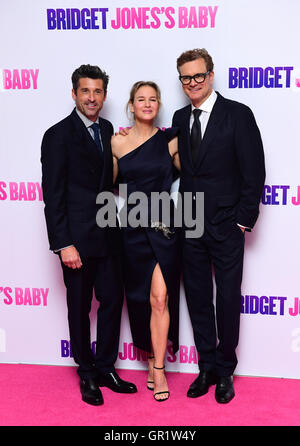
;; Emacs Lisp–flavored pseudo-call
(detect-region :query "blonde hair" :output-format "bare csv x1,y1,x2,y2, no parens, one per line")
126,81,161,118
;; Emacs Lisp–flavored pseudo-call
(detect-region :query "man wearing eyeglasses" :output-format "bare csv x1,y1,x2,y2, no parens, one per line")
172,49,265,403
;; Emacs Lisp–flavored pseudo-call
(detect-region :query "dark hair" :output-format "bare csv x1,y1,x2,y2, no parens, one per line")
176,48,214,73
71,64,109,93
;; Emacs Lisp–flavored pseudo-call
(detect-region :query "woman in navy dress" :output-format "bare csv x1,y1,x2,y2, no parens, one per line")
111,81,181,402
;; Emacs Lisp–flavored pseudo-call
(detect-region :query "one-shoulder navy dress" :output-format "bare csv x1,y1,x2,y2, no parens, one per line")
118,128,180,354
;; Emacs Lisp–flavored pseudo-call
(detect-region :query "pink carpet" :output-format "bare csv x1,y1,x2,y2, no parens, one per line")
0,364,299,426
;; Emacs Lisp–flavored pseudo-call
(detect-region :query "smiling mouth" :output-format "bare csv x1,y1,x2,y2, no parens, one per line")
85,103,98,110
188,86,202,92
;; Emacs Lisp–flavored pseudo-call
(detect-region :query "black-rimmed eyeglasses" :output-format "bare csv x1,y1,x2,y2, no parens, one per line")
179,71,210,85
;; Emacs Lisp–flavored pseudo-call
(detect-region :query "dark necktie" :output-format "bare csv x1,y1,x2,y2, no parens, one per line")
90,122,103,155
190,109,202,165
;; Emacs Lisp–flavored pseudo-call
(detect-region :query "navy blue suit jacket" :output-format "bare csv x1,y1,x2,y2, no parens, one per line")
41,108,120,257
172,92,265,239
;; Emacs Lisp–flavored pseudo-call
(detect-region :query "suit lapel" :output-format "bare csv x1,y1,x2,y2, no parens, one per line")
180,105,194,169
70,109,103,167
98,117,113,190
99,118,110,167
195,93,227,168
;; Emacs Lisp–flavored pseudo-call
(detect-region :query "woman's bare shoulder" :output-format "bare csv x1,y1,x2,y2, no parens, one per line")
112,129,132,146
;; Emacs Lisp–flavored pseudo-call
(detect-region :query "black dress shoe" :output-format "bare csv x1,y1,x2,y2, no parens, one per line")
80,378,104,406
187,370,217,398
98,371,137,394
215,375,235,404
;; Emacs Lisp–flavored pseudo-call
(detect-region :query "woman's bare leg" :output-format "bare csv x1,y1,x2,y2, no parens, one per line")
150,263,170,401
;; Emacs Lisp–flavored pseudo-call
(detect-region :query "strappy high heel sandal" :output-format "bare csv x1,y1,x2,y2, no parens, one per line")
147,355,155,391
153,365,170,402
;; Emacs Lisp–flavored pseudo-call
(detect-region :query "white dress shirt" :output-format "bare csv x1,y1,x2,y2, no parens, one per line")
76,108,103,147
189,89,217,135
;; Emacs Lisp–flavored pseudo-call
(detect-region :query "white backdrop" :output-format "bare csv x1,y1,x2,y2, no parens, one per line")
1,0,300,379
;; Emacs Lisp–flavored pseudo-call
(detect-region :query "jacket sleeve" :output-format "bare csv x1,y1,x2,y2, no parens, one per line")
41,126,73,251
234,105,266,229
172,110,179,127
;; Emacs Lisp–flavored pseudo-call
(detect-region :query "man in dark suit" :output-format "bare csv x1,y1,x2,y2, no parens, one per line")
41,64,137,406
172,49,265,403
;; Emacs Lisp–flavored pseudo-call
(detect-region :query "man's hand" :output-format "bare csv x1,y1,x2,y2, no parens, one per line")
238,225,245,233
60,246,82,269
115,127,131,136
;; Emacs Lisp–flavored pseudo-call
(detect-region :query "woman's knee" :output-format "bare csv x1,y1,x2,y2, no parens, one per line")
150,291,168,313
